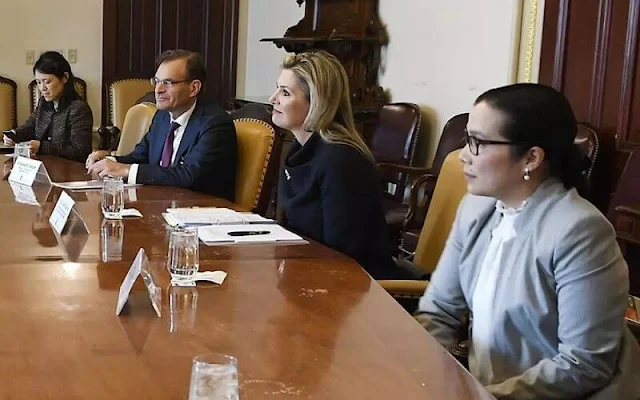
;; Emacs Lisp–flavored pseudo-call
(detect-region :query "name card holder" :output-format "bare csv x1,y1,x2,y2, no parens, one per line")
116,248,162,317
48,191,76,235
8,157,52,186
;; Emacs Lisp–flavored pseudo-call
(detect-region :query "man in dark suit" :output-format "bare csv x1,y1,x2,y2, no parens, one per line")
86,50,237,201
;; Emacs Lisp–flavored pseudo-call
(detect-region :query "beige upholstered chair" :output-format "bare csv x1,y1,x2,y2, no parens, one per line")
378,149,467,298
114,103,157,156
29,77,87,112
233,118,276,212
106,78,154,130
0,76,17,132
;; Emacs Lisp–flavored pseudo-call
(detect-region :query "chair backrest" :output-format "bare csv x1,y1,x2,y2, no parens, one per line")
231,103,286,218
115,102,157,156
574,123,600,196
608,148,640,223
370,102,422,165
430,113,468,176
107,78,154,129
413,149,467,272
370,102,421,202
29,77,87,113
233,118,276,212
0,76,17,132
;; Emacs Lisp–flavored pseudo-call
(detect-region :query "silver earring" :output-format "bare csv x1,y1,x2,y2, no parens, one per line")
523,167,530,181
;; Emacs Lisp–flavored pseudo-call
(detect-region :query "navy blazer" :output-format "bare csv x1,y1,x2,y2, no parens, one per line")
116,101,237,201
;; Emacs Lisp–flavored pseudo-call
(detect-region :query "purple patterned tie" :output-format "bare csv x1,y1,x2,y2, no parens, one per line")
160,121,181,167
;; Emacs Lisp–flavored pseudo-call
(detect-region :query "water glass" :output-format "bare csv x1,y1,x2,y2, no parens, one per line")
169,286,198,332
101,176,124,219
189,354,238,400
100,219,124,261
14,142,30,159
168,227,199,282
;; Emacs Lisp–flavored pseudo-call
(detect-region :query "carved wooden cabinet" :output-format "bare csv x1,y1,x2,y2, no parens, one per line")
261,0,388,140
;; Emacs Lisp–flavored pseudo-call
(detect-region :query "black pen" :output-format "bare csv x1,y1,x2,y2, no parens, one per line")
227,230,270,237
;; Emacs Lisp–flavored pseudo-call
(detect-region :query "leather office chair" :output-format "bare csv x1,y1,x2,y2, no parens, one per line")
379,113,468,255
106,78,154,130
231,103,286,218
114,102,157,156
0,75,17,132
29,77,87,112
574,123,600,200
370,103,422,244
233,118,281,215
378,149,467,299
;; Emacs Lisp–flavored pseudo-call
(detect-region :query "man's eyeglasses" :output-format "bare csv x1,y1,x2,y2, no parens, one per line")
464,129,518,156
150,77,189,89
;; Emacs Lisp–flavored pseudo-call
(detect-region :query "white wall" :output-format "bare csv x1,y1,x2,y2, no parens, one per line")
238,0,531,165
237,0,304,99
378,0,523,163
0,0,103,128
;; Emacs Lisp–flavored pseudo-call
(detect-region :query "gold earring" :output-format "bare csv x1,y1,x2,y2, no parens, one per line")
523,167,530,181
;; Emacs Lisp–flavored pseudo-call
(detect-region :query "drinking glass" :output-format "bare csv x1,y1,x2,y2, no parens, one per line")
14,142,30,159
101,175,124,219
168,227,199,282
168,286,198,332
100,219,124,261
188,354,238,400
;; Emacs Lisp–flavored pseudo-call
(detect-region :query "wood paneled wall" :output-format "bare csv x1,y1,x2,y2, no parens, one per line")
540,0,640,210
102,0,239,124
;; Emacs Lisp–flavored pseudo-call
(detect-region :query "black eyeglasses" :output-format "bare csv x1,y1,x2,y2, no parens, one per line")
150,77,189,88
464,130,517,156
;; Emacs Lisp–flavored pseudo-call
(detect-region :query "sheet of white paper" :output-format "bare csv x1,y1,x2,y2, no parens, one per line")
197,224,306,245
8,157,43,186
53,180,141,190
49,191,75,234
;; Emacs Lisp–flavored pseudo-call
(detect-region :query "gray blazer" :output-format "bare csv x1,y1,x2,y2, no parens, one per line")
13,97,93,163
416,178,640,399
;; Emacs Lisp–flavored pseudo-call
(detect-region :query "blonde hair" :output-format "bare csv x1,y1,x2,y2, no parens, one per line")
281,50,374,160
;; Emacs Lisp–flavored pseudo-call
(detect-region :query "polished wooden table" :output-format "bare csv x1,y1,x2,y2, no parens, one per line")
0,156,493,399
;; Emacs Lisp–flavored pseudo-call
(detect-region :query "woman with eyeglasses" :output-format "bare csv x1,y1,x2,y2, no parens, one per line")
415,83,640,399
3,51,92,162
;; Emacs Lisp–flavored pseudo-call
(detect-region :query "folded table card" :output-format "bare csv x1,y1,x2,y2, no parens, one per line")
8,157,52,186
116,248,161,317
48,190,76,235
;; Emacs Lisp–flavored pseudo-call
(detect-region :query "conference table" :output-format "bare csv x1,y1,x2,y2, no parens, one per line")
0,156,493,399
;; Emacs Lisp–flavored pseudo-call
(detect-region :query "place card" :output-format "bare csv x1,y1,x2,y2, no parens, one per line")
8,157,48,186
116,248,161,317
48,191,75,235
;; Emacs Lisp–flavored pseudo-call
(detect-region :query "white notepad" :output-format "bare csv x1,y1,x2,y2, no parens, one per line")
197,224,307,245
163,207,274,227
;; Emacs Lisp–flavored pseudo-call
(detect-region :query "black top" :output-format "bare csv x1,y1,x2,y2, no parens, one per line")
13,98,93,162
278,133,397,279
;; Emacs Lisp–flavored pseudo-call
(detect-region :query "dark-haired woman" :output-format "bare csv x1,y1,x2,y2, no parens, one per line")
415,83,640,399
4,51,92,162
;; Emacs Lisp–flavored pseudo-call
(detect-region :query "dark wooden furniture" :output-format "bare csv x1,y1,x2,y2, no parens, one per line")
261,0,388,141
0,156,493,399
101,0,239,124
540,0,640,210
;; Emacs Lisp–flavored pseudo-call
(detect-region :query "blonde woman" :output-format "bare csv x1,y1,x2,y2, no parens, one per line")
270,50,399,279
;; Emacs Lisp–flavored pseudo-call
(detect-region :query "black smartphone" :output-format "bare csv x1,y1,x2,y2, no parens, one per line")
2,130,16,141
